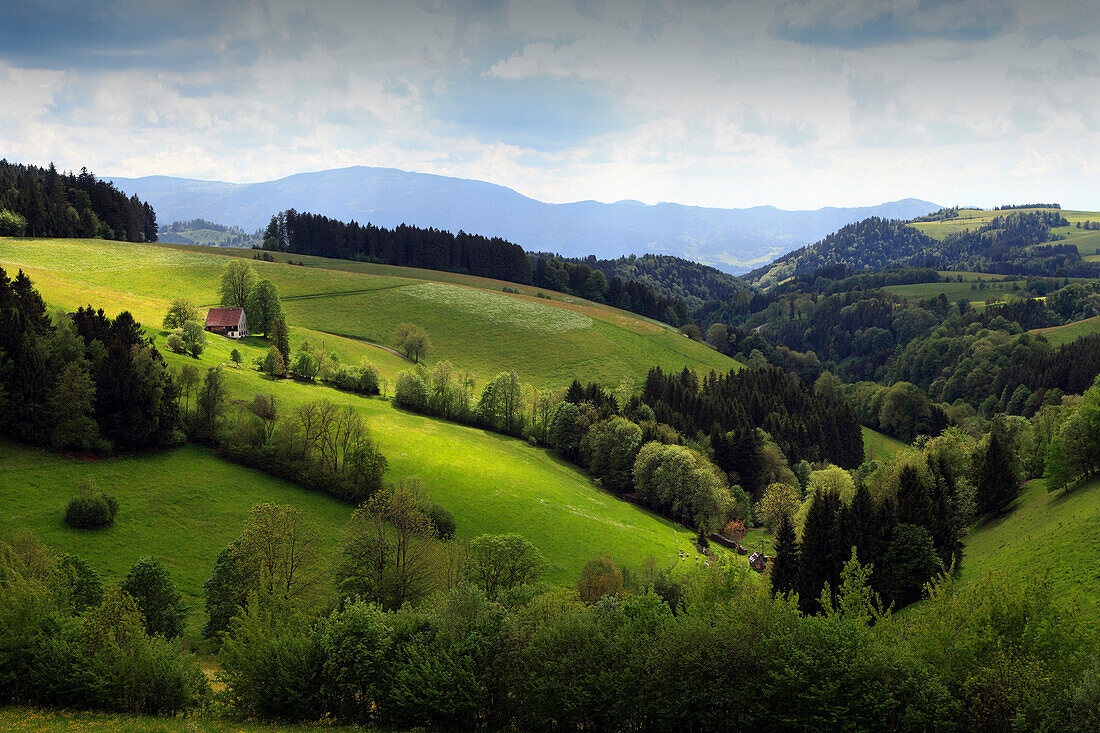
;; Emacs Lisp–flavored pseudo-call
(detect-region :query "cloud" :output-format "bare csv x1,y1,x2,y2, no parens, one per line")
0,0,247,70
771,0,1019,48
429,74,635,150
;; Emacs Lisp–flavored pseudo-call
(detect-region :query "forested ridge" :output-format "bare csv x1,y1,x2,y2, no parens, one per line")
0,160,157,242
746,211,1097,287
263,209,693,326
539,251,752,309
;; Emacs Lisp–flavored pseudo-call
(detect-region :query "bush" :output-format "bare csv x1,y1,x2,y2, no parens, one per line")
327,364,381,396
63,482,118,529
393,370,428,411
120,556,188,639
427,503,456,540
165,333,185,354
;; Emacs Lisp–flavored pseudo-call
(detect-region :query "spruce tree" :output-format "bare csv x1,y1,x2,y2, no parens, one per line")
974,432,1020,516
895,464,932,529
928,456,963,569
564,379,585,404
796,488,842,614
770,510,799,599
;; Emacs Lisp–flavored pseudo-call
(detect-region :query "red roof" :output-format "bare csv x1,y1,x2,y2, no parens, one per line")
204,307,244,329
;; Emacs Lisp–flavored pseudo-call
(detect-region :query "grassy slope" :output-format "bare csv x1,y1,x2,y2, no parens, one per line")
882,279,1026,311
861,426,907,463
910,207,1100,259
1029,315,1100,347
0,237,739,390
960,476,1100,621
0,441,350,616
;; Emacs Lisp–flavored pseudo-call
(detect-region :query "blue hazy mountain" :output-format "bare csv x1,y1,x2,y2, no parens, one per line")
110,166,938,272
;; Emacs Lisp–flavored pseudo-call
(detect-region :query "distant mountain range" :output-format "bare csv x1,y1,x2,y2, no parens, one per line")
109,166,938,273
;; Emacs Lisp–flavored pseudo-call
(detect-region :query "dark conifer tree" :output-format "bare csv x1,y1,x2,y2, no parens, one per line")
564,379,585,404
796,488,843,614
770,510,799,599
973,432,1020,516
895,465,933,530
928,456,964,570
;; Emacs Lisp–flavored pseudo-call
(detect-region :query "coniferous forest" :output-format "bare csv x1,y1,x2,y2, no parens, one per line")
0,160,157,242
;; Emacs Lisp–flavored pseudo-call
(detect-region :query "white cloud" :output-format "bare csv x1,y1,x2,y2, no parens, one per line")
0,0,1096,211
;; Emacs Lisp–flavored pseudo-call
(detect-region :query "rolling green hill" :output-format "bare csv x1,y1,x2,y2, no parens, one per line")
960,476,1100,622
1030,314,1100,347
0,236,722,637
0,237,740,389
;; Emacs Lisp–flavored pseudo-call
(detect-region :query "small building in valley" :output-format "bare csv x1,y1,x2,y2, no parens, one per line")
204,307,249,339
748,551,768,573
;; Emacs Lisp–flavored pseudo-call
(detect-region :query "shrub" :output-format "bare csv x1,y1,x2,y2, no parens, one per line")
427,503,456,540
63,482,118,529
393,370,428,411
327,364,381,396
121,556,188,639
292,351,318,381
165,333,185,353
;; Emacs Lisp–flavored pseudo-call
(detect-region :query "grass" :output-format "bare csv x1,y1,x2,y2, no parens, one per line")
1029,315,1100,347
882,279,1026,309
0,707,369,732
0,237,740,390
1,322,705,639
960,476,1100,622
0,441,352,624
861,426,907,462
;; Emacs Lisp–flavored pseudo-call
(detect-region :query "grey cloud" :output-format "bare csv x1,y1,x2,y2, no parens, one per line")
771,0,1019,49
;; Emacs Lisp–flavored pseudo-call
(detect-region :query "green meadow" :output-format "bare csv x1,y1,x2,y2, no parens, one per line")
960,476,1100,622
0,237,739,390
882,278,1026,309
861,426,907,462
1030,314,1100,347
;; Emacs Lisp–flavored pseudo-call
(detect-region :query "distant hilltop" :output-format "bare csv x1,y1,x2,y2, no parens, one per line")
109,166,938,273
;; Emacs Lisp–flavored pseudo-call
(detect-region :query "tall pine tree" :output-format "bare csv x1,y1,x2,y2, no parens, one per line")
973,432,1020,515
770,511,799,599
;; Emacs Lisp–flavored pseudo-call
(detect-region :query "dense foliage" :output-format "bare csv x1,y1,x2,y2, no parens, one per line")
0,160,156,241
63,483,118,529
643,366,864,477
0,533,207,715
263,209,532,283
748,212,1096,287
0,267,182,452
540,252,751,309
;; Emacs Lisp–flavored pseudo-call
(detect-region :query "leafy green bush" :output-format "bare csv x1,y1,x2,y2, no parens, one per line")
63,482,118,529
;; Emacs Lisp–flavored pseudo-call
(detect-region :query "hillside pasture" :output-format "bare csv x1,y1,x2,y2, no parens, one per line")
861,426,907,462
882,279,1026,309
0,237,740,390
960,476,1100,622
1030,315,1100,347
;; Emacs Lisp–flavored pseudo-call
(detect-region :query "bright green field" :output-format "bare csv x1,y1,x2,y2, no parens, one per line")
0,707,366,732
1030,315,1100,347
960,476,1100,621
861,426,907,462
882,279,1025,309
0,441,350,623
1,323,702,625
910,207,1100,261
0,237,739,390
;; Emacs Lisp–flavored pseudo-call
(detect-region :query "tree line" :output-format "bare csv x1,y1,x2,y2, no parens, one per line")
261,210,693,327
0,267,181,453
0,160,157,242
4,517,1097,731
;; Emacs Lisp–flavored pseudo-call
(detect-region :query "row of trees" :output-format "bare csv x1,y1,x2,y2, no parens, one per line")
0,267,182,452
0,160,156,241
263,210,532,284
260,211,693,327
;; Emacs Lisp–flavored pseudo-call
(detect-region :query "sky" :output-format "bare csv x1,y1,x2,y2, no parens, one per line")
1,0,1098,210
